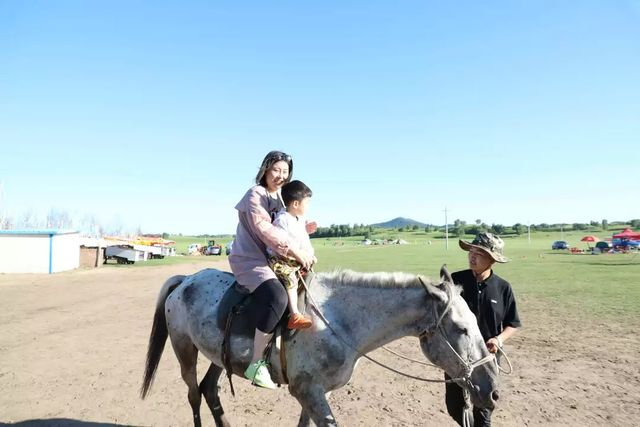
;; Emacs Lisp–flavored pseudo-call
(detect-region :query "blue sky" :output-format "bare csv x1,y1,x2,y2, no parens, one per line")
1,1,639,235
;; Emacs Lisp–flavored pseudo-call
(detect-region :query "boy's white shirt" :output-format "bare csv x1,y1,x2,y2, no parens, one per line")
267,210,314,258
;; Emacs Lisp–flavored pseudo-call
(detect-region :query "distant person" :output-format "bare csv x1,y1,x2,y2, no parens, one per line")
446,232,521,427
229,151,317,390
268,180,316,329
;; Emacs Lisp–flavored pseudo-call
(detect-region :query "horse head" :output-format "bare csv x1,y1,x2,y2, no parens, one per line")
418,267,499,410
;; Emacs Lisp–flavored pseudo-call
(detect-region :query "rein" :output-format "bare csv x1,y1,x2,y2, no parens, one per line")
297,271,494,386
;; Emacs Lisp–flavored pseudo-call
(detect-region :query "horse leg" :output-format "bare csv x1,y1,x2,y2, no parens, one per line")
290,375,338,427
296,390,333,427
199,363,230,427
297,409,311,427
172,338,203,427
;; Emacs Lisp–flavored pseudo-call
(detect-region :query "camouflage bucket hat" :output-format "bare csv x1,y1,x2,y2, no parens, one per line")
459,232,509,263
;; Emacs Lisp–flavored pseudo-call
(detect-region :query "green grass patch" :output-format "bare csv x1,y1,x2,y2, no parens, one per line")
105,229,639,321
312,231,640,321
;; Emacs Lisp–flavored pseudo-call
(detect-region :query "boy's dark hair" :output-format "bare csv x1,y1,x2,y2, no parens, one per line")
281,180,312,207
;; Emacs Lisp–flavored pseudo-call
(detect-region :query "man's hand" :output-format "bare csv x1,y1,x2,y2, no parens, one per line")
486,337,502,354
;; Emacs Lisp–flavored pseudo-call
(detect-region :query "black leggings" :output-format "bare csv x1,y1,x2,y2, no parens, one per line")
252,278,288,333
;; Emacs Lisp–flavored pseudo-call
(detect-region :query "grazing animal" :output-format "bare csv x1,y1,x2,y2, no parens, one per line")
141,267,499,426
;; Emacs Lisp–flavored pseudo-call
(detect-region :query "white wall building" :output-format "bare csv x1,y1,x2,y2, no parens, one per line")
0,230,80,274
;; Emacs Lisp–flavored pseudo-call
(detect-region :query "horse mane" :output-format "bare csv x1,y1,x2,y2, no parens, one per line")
317,269,463,299
318,269,434,289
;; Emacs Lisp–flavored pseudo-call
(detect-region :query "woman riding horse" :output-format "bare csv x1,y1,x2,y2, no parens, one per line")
228,150,317,389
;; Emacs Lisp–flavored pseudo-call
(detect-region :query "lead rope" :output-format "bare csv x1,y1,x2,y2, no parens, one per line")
296,270,477,385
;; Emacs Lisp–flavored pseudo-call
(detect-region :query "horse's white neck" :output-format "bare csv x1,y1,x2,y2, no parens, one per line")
318,282,429,356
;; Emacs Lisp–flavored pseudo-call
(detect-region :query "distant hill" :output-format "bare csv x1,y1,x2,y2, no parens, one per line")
371,217,430,229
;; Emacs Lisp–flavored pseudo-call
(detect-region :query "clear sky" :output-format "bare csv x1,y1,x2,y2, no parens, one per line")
1,1,639,235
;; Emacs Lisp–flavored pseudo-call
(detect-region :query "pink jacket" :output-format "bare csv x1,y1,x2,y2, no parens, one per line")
228,185,290,292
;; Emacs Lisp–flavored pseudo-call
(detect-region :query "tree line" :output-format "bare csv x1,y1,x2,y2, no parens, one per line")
313,219,640,239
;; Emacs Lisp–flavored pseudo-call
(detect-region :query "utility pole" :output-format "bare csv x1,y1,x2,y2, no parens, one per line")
527,221,531,245
444,206,449,251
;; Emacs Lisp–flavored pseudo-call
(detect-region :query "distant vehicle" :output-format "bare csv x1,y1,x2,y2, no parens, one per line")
612,238,640,249
104,245,143,264
552,240,569,250
225,240,234,256
595,241,612,251
203,240,222,256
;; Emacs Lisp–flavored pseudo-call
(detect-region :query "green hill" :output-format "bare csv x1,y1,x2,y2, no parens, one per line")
371,217,430,229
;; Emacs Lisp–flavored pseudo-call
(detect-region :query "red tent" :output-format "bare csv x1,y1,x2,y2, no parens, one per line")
612,228,640,240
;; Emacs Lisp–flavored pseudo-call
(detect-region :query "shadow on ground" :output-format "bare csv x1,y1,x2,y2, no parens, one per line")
1,420,139,427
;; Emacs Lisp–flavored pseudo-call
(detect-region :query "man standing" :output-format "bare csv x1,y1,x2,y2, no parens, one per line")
446,232,521,426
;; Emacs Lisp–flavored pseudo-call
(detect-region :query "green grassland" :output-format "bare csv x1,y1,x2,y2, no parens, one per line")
108,229,639,321
313,230,640,320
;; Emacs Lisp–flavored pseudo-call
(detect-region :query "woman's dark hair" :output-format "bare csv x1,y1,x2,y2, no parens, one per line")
255,150,293,187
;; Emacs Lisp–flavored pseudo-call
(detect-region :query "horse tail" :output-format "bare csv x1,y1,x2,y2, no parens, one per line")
140,274,185,399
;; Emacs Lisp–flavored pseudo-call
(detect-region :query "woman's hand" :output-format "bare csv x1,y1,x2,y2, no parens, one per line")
288,247,313,270
305,220,318,235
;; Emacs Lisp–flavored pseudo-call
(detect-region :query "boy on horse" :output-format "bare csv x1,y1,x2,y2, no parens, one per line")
268,180,316,329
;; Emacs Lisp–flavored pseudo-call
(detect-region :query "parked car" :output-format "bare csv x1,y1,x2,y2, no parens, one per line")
225,240,234,256
612,238,640,249
203,240,223,256
552,240,569,250
595,241,612,251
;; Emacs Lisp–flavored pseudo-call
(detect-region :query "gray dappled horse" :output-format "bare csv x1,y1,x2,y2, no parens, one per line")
141,267,499,426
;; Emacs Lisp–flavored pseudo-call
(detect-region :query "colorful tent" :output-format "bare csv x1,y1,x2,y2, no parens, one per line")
612,228,640,240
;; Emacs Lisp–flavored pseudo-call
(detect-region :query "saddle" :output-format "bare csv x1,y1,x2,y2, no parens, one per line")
217,270,315,395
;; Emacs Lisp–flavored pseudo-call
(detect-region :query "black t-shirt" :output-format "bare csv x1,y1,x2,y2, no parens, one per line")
451,269,521,341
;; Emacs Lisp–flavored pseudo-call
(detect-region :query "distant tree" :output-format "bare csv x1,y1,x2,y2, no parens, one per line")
20,210,41,229
46,209,73,229
162,232,170,239
629,219,640,228
453,219,466,237
573,223,588,231
412,225,420,231
466,225,480,235
0,215,14,230
476,219,482,226
513,223,525,235
601,219,608,230
490,223,505,235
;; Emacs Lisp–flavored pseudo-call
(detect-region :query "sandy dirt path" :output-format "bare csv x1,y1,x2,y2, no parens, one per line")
1,261,638,426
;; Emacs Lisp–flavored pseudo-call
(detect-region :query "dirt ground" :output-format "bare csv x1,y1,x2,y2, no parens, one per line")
1,261,638,427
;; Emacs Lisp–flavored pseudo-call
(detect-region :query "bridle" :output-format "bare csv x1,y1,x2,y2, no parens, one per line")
416,276,496,389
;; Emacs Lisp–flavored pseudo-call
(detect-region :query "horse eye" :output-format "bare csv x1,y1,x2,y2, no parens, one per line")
458,327,468,335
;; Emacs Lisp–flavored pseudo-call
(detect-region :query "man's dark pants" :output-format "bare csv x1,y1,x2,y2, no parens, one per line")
445,373,493,427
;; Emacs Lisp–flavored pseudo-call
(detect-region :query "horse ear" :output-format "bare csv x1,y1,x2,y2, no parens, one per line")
418,275,446,303
440,264,453,285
